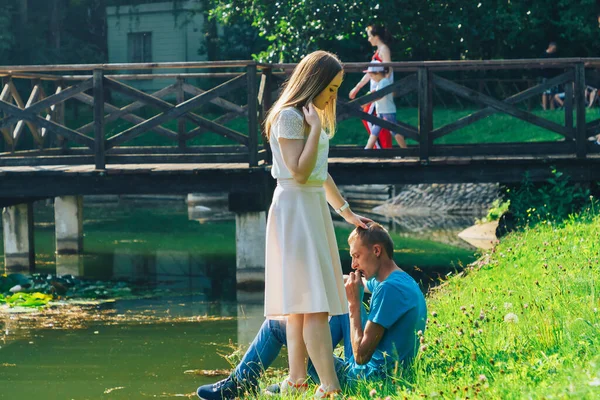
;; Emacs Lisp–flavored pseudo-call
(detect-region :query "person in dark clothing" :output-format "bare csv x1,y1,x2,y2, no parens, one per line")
541,42,558,110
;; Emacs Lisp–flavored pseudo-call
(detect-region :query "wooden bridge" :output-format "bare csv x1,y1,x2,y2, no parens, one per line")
1,58,599,205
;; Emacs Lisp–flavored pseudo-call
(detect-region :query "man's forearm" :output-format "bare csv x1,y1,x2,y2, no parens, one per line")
348,302,366,363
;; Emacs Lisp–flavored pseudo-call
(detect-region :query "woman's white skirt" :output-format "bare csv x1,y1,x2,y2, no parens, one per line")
264,179,348,318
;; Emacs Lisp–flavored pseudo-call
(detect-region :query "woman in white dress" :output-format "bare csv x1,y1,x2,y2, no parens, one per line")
264,50,371,398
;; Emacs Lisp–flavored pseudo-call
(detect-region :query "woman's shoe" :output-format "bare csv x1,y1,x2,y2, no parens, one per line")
280,377,309,395
313,385,342,399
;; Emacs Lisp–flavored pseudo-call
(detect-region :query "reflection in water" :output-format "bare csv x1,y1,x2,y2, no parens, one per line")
237,290,266,346
55,254,84,277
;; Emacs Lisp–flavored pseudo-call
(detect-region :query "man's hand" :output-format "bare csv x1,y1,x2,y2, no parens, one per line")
345,271,364,307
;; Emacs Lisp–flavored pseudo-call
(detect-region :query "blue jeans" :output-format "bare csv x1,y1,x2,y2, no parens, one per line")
369,113,397,137
232,315,361,389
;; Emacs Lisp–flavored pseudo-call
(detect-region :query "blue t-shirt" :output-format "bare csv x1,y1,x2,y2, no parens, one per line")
352,271,427,376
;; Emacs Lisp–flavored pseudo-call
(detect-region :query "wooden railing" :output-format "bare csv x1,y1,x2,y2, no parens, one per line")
0,58,599,170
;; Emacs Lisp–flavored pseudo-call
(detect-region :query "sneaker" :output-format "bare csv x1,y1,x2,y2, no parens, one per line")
313,385,342,399
280,377,309,395
197,377,242,400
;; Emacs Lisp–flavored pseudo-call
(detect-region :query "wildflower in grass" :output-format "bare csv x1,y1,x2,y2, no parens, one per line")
369,388,378,397
504,302,513,309
420,344,428,352
504,313,519,323
431,311,438,317
479,374,488,382
479,310,485,320
460,306,466,311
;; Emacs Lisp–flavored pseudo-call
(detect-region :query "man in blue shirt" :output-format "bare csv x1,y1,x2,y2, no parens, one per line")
196,222,428,399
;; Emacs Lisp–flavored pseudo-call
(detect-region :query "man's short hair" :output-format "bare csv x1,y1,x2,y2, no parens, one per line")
348,222,394,259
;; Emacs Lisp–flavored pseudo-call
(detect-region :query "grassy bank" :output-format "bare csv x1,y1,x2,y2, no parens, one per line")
386,209,600,399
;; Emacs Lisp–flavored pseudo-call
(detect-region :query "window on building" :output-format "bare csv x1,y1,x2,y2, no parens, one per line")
128,32,152,63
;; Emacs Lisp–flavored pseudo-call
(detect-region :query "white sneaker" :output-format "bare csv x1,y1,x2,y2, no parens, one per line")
280,377,309,395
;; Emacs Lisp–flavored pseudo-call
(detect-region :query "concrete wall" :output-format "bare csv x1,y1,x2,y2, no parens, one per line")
106,1,208,91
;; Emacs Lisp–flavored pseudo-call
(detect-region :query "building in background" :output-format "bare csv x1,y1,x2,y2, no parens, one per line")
106,1,212,91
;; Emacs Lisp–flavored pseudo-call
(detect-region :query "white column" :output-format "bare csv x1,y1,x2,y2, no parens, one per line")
54,196,83,255
2,203,35,273
235,211,266,289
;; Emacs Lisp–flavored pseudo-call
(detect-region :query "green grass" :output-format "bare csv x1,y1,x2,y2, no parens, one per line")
390,207,600,399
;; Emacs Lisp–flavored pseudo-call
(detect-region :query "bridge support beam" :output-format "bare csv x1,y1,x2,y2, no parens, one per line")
229,191,269,290
54,196,84,255
2,203,35,273
234,211,266,289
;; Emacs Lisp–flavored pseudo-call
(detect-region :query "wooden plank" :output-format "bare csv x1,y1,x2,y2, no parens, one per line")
0,79,93,130
247,64,259,166
349,74,417,107
105,145,248,154
433,75,571,137
93,69,106,169
105,153,249,164
105,74,247,148
432,70,574,139
73,93,178,139
183,110,248,142
76,84,177,134
13,84,42,146
430,142,576,157
8,81,41,143
182,82,245,113
564,78,573,139
176,77,186,149
0,60,255,73
329,146,418,158
418,68,432,162
336,101,418,141
0,155,94,167
0,83,13,146
575,63,587,159
0,97,94,148
259,68,273,165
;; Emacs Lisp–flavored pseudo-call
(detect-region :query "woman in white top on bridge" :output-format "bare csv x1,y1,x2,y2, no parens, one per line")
263,50,370,398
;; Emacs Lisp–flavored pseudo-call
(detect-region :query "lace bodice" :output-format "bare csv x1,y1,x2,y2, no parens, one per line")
269,107,329,183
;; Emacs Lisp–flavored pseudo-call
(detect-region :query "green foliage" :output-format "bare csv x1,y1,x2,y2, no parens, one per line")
501,167,594,227
209,0,600,62
477,199,510,224
0,292,52,308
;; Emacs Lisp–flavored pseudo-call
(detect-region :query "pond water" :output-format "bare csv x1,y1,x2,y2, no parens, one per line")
0,197,478,399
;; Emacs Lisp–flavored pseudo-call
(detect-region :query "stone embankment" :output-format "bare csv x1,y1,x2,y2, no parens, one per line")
374,183,499,216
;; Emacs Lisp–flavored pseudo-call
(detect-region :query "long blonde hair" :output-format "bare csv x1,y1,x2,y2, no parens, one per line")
265,50,343,140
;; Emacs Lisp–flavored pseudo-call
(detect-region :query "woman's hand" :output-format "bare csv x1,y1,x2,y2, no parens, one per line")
341,208,372,229
302,103,321,132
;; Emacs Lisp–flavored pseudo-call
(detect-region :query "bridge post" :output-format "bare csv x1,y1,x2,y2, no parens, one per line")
2,203,35,273
418,67,433,163
247,63,259,167
93,68,106,169
54,196,84,255
229,191,267,290
259,67,274,165
574,62,587,159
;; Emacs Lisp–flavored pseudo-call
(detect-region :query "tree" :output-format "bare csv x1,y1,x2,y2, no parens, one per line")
208,0,600,62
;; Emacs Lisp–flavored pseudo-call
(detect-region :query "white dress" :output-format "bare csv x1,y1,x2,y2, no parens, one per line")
264,107,348,318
